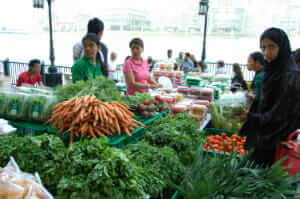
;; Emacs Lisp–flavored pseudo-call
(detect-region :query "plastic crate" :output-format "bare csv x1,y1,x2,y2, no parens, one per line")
171,191,180,199
135,110,168,126
8,121,48,137
203,128,245,158
108,126,145,148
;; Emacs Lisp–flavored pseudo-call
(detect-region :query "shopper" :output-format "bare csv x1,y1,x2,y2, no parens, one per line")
73,18,108,66
294,48,300,70
176,52,184,66
16,59,43,87
72,33,108,83
166,49,176,65
123,38,162,96
247,51,264,101
190,54,198,68
215,60,226,75
108,52,118,81
230,63,248,92
240,27,300,167
180,53,194,73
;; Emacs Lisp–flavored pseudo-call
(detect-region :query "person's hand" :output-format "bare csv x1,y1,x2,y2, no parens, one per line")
156,84,163,88
245,92,255,104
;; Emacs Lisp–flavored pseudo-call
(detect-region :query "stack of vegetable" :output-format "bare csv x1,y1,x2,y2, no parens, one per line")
126,93,167,118
55,76,127,105
175,148,299,198
47,95,145,144
125,142,184,198
144,113,204,165
204,132,246,156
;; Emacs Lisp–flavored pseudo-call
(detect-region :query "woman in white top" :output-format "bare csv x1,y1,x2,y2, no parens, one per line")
108,52,118,81
215,60,227,75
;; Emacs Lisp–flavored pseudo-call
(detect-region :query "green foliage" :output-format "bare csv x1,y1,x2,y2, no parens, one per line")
144,113,204,165
176,148,300,199
55,76,127,104
125,142,184,198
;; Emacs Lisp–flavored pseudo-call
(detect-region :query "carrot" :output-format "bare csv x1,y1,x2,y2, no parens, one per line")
97,108,105,125
113,118,121,135
101,104,114,119
123,127,132,136
99,127,112,136
88,125,97,138
80,122,89,136
114,103,134,117
94,127,105,137
131,119,145,127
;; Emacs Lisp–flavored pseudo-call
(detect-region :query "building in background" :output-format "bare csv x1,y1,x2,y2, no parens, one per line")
103,8,151,31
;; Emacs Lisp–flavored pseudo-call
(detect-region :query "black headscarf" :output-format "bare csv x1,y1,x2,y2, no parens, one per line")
259,28,298,110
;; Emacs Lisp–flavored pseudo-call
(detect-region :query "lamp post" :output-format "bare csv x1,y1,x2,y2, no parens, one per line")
33,0,62,87
199,0,209,62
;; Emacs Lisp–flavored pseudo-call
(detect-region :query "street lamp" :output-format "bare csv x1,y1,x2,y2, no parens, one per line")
199,0,209,62
33,0,62,87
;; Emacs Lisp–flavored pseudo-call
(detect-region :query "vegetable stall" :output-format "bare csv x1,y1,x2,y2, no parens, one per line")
0,72,298,199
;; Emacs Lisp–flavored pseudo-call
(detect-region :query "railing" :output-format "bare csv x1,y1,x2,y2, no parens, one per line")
0,60,255,87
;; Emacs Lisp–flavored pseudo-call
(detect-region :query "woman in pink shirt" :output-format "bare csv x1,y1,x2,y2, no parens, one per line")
123,38,161,96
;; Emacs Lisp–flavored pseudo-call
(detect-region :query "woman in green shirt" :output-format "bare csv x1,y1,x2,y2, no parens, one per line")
247,51,264,101
72,33,108,83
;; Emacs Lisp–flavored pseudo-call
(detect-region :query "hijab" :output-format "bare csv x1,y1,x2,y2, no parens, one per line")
259,28,298,108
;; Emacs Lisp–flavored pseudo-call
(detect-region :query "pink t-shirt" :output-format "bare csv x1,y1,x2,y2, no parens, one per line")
123,57,150,96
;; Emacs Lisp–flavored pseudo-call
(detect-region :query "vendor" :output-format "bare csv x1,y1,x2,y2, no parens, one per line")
123,38,162,96
16,59,43,87
247,52,264,101
240,27,300,167
230,63,248,92
72,33,108,83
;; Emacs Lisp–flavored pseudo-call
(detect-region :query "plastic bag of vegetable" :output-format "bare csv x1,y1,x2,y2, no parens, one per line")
5,91,29,121
0,92,8,118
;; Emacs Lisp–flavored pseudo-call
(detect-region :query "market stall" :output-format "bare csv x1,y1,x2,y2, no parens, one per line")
0,73,298,199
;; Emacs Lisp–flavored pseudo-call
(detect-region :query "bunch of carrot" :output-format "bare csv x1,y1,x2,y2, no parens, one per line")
204,133,246,156
47,95,145,144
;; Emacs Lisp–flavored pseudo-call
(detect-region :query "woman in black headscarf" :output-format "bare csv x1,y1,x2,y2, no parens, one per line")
240,27,300,167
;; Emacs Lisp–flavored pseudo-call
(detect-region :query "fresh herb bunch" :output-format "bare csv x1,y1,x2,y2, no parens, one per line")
0,134,67,187
55,76,128,104
56,138,147,199
125,142,184,198
176,148,299,199
144,113,204,165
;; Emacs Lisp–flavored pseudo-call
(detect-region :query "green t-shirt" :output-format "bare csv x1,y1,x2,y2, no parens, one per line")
71,56,102,83
253,70,264,100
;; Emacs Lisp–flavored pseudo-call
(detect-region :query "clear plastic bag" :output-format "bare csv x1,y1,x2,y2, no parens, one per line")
5,91,29,121
0,157,53,199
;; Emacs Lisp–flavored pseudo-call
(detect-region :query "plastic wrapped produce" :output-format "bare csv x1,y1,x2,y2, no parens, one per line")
172,104,189,114
214,74,230,82
200,73,214,81
191,104,207,117
209,92,247,131
0,92,8,118
177,86,189,95
193,100,210,108
0,157,53,199
5,92,29,121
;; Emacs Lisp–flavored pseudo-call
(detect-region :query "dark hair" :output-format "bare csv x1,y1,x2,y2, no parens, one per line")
294,48,300,64
82,33,100,46
233,63,244,80
82,33,108,77
129,38,144,48
125,56,131,61
217,60,225,67
249,51,264,65
87,18,104,34
29,59,40,69
185,52,190,57
168,49,172,53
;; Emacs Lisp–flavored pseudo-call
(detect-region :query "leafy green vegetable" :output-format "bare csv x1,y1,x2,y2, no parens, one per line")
56,138,147,199
0,134,66,187
144,113,204,165
176,148,299,199
55,76,128,104
125,142,184,198
0,93,7,117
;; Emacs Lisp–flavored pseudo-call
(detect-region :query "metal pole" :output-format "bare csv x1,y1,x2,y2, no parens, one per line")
47,0,56,71
201,13,208,62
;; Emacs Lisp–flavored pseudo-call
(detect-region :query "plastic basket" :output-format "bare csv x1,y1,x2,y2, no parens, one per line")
8,121,48,137
171,191,180,199
108,126,145,148
203,128,245,158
